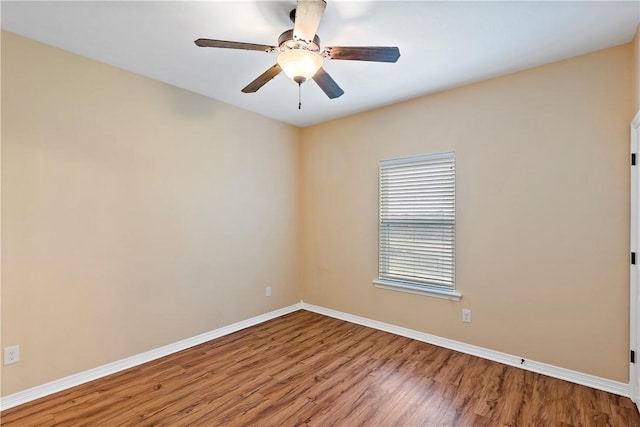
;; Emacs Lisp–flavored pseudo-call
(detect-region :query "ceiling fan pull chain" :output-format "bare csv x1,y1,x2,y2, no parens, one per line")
298,82,302,110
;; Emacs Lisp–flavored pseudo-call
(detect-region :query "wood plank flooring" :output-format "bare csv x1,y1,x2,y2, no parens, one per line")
2,310,638,426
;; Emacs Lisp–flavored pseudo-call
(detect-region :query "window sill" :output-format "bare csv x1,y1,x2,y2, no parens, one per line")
373,279,462,301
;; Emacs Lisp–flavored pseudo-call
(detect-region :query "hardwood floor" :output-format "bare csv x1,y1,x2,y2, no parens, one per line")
2,310,639,426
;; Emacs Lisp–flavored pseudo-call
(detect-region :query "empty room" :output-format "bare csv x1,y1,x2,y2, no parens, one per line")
2,0,640,425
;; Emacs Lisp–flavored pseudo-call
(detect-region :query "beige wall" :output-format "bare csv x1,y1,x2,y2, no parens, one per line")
1,32,300,395
299,44,634,382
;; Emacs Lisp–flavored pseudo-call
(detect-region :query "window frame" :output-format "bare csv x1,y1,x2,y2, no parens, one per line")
373,151,461,301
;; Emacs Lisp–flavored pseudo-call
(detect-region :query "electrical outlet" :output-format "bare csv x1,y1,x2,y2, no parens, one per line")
4,345,20,365
266,286,272,297
462,309,472,323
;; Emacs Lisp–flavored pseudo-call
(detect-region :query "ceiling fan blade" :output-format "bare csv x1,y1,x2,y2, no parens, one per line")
325,46,400,63
293,0,326,43
194,38,275,52
241,64,282,93
312,67,344,99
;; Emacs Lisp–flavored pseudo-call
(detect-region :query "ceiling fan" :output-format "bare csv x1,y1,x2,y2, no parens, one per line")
194,0,400,104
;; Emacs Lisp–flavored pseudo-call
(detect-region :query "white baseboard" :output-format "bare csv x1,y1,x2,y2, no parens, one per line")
2,301,630,411
301,302,630,398
0,303,303,411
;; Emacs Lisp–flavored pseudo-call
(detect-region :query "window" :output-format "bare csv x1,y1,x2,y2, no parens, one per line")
374,151,460,300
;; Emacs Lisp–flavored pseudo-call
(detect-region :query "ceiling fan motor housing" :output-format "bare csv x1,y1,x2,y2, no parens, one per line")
278,29,321,53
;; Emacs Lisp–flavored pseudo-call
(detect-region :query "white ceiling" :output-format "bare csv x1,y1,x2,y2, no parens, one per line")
2,1,639,127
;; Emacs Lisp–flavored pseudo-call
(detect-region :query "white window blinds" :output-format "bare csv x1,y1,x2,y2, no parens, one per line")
378,152,456,291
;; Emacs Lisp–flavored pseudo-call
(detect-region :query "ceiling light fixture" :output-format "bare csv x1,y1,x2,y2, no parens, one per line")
277,49,323,84
277,49,323,109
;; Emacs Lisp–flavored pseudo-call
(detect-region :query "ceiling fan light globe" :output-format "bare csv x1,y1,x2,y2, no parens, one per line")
277,49,323,83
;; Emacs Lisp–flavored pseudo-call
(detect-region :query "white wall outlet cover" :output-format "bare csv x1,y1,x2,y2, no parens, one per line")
4,345,20,365
462,309,472,323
